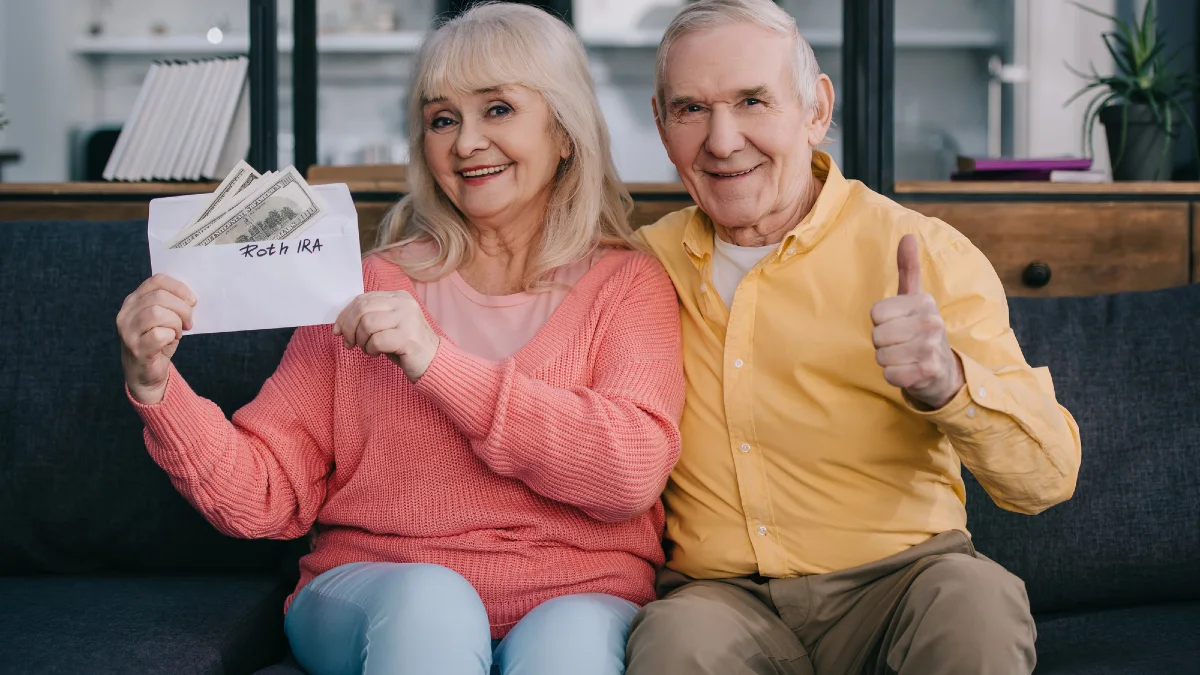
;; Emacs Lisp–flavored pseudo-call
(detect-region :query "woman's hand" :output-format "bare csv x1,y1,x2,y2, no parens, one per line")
117,274,196,405
334,291,440,382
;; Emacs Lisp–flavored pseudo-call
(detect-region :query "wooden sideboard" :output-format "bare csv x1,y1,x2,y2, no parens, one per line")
3,178,1198,298
895,182,1199,297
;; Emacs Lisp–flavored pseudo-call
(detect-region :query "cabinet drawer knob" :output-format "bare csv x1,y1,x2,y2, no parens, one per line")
1022,262,1052,288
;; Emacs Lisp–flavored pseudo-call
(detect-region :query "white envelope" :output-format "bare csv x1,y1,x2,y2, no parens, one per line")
148,183,366,335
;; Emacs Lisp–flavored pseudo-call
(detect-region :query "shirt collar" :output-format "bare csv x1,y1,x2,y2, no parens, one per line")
681,150,852,265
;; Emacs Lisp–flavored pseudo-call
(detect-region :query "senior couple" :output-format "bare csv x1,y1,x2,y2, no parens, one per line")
118,1,1081,673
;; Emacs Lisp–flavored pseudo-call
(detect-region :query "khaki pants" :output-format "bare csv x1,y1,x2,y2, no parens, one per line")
625,530,1036,675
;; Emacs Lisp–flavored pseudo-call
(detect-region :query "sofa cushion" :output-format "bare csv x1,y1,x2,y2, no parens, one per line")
0,575,291,674
254,656,306,675
0,220,296,574
962,284,1200,614
1033,603,1200,674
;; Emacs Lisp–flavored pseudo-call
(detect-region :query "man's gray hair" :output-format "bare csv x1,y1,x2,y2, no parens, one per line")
654,0,822,122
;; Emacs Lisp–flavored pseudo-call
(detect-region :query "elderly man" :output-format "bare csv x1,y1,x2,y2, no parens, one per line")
626,1,1082,674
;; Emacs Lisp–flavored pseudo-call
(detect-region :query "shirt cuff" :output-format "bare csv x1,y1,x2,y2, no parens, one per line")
907,350,1014,438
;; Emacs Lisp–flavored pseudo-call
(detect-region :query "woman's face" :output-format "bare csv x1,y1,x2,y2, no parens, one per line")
422,84,569,229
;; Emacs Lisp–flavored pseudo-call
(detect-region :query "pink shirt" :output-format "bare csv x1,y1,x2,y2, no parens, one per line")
408,247,604,361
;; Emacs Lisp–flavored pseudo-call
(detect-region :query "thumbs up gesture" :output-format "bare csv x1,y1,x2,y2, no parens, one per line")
870,234,965,410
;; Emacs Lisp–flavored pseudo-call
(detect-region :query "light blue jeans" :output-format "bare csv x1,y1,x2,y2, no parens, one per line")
284,562,639,675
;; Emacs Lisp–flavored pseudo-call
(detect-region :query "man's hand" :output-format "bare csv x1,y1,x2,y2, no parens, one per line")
333,291,440,382
870,234,965,410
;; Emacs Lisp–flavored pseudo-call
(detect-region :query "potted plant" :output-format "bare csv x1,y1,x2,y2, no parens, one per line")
1067,0,1199,180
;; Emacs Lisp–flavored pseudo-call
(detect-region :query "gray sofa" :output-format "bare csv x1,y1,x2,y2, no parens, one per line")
0,218,1197,674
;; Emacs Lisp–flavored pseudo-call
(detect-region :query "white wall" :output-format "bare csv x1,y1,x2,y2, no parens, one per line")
1015,0,1117,171
2,0,96,181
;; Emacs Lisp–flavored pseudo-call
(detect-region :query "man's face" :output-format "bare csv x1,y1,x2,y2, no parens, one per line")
655,22,833,236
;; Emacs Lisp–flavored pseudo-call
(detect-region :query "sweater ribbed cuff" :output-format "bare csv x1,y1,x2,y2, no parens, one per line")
414,341,508,440
126,364,224,480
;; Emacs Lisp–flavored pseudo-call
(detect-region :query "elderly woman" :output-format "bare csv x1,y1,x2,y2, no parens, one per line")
115,5,683,674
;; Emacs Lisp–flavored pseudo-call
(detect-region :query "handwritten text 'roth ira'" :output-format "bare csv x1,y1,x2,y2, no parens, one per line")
238,238,324,258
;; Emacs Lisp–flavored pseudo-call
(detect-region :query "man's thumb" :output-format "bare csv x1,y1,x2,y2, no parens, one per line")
897,234,921,295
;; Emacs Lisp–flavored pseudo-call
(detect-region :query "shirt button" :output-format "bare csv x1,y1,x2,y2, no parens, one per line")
978,387,987,398
740,443,751,453
734,359,744,368
786,247,796,255
699,283,708,294
966,406,976,418
756,526,767,536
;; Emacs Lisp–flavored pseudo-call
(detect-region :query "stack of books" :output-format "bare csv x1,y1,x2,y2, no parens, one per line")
952,157,1109,183
102,56,250,182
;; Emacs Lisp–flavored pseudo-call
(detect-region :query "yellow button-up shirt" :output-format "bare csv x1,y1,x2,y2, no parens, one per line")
636,152,1082,580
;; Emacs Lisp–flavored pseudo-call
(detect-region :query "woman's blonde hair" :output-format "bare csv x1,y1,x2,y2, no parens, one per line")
371,2,635,290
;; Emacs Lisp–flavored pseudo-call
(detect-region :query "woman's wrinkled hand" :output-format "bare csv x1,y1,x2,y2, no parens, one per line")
333,291,440,382
117,273,196,405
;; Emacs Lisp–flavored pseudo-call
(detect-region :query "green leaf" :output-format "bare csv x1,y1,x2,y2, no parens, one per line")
1148,97,1165,127
1065,77,1112,106
1141,41,1168,71
1141,0,1157,48
1103,34,1135,76
1070,1,1118,24
1082,91,1120,159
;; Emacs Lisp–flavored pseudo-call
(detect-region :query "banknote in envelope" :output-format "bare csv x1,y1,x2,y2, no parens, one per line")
167,160,329,248
147,162,365,334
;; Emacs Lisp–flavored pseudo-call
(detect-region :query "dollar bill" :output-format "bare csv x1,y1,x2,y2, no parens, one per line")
178,159,261,234
169,166,326,248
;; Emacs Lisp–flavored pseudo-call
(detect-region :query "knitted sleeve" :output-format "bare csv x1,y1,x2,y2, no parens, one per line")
415,255,685,523
128,326,337,540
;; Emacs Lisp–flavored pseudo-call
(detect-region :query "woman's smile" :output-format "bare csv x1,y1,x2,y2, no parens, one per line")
458,163,513,185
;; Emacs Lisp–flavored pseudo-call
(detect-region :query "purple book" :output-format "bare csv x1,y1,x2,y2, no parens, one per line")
951,170,1053,181
956,156,1092,173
